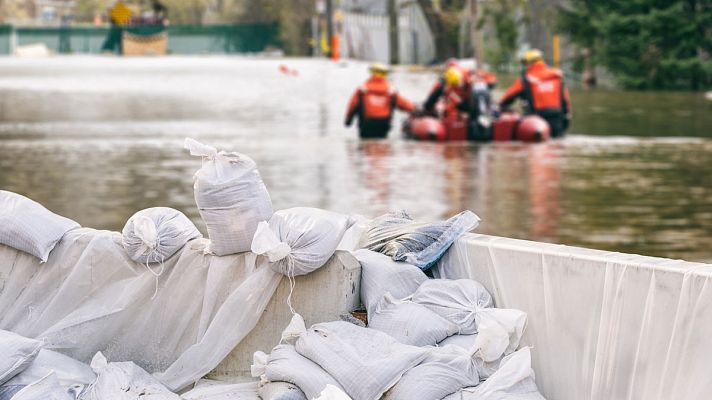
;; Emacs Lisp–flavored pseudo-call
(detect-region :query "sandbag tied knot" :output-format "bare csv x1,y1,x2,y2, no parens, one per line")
184,137,245,176
251,221,292,263
132,215,159,256
250,351,268,378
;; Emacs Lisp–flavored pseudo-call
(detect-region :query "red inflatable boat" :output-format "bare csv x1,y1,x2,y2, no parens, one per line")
403,112,550,142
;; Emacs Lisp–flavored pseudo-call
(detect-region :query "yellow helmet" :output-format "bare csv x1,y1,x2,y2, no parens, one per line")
369,63,390,76
443,67,463,86
521,49,544,64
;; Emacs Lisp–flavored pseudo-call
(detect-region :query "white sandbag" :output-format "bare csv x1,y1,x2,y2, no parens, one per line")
251,344,343,400
472,309,527,363
251,208,352,277
185,137,273,256
0,330,43,385
437,334,500,380
295,320,428,400
411,279,494,334
437,334,478,351
182,379,260,400
444,348,545,400
0,191,79,262
384,345,480,400
83,352,180,400
353,249,427,316
335,215,368,252
258,381,307,400
5,349,95,388
122,207,201,264
314,385,352,400
9,372,72,400
368,292,459,346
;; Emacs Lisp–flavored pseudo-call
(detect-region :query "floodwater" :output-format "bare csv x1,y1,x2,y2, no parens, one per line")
0,57,710,262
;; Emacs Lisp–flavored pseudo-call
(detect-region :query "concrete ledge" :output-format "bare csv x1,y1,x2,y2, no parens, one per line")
208,250,362,380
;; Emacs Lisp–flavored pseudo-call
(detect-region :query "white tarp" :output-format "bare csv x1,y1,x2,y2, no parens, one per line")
0,228,283,392
436,233,712,400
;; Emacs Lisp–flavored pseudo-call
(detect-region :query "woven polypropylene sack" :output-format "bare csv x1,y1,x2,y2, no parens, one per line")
251,344,343,400
384,345,480,400
368,293,459,347
359,210,480,270
251,208,352,277
0,330,43,386
0,191,79,262
83,352,180,400
353,249,427,316
8,372,71,400
258,381,307,400
5,349,95,388
122,207,201,264
438,334,501,380
181,379,260,400
411,279,493,334
295,321,428,400
442,347,545,400
185,138,273,256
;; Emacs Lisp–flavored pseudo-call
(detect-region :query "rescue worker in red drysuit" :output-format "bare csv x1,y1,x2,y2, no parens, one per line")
499,49,572,138
423,60,474,120
345,63,416,139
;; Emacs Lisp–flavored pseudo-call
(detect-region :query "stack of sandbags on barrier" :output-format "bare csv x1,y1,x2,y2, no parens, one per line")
185,138,273,256
0,191,80,263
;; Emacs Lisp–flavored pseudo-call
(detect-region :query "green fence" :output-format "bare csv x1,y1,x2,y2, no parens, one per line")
0,24,279,55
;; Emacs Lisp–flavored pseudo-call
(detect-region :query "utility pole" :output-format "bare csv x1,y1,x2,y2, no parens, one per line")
388,0,399,64
326,0,334,58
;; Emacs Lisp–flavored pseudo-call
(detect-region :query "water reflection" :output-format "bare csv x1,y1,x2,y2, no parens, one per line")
0,57,710,262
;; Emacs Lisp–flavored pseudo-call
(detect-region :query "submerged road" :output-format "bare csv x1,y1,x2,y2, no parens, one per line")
0,56,710,261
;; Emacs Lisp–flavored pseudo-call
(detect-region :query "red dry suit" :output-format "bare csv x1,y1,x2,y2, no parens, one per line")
345,76,415,138
499,60,572,137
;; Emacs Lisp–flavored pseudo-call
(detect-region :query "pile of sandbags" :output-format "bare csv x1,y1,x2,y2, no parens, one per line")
0,330,97,400
250,248,542,400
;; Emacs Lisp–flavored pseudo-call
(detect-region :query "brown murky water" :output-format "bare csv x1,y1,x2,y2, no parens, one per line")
0,57,710,261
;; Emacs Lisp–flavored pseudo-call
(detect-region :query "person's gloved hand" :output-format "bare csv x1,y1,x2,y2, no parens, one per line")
410,107,425,117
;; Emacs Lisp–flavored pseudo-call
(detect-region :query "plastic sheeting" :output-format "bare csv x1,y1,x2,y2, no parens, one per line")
0,228,283,392
359,211,480,270
436,233,712,400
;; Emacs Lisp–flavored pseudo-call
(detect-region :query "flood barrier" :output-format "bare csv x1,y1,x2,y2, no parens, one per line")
436,233,712,400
